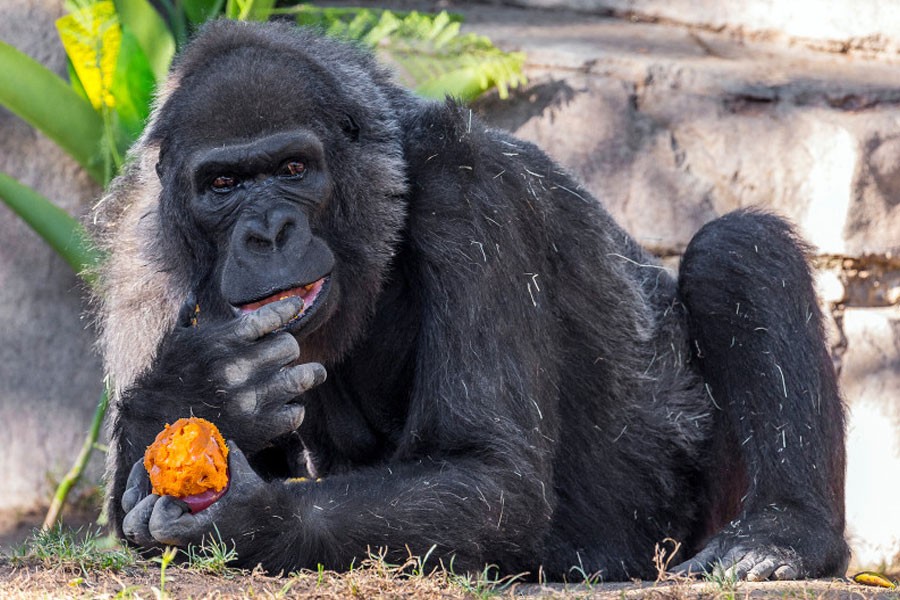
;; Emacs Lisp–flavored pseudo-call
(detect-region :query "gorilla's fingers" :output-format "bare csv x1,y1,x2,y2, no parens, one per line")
746,558,777,582
272,403,306,434
225,441,262,484
234,297,304,341
221,334,299,386
254,333,301,371
264,363,326,401
773,564,799,580
149,496,197,546
723,553,754,581
232,363,322,420
671,545,717,577
122,460,151,513
222,358,254,388
123,494,159,547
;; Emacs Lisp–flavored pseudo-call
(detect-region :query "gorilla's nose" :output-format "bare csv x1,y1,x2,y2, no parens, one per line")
240,208,308,255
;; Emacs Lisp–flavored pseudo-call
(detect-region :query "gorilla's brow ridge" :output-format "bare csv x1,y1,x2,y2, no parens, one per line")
191,130,324,182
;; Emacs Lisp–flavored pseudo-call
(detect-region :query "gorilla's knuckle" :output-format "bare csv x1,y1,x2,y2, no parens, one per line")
265,333,300,362
233,390,259,415
289,366,315,391
234,319,265,341
222,358,253,387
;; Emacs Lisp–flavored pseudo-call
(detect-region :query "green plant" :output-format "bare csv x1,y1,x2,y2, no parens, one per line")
704,564,740,599
152,546,179,599
447,560,527,599
408,544,439,578
567,555,603,590
317,562,327,587
42,384,109,529
11,524,137,574
182,527,240,575
0,173,100,279
294,6,526,101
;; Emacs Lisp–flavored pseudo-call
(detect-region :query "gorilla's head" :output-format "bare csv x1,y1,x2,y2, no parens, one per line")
138,21,410,364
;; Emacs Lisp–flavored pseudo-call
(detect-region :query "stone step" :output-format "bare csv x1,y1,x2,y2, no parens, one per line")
467,5,900,258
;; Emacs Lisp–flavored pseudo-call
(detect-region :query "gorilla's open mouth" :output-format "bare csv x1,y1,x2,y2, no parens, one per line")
238,277,330,323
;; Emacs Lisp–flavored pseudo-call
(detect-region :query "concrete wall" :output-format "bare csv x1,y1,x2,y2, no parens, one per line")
495,0,900,54
0,0,104,525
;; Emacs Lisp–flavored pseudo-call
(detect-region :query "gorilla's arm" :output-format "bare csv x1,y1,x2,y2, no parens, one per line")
120,257,559,570
124,447,551,572
109,298,326,536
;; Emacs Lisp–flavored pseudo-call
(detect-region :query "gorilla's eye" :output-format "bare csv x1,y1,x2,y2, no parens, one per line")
278,161,306,179
210,175,237,193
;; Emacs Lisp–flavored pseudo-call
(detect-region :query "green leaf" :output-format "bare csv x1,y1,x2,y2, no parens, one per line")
226,0,276,21
0,41,105,183
381,12,526,101
0,173,101,282
110,27,155,141
114,0,174,82
293,7,524,102
183,0,226,25
411,46,527,101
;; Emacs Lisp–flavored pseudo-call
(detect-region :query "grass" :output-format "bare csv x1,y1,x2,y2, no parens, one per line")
182,527,240,576
2,525,897,599
9,523,137,574
151,546,178,599
704,565,741,600
449,562,528,599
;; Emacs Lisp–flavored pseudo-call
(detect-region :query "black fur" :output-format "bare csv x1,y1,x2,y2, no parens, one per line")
100,20,848,580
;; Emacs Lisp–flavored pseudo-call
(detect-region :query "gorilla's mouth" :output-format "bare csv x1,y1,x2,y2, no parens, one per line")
238,277,329,317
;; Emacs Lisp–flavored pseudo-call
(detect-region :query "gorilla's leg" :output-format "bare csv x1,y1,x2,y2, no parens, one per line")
675,209,848,580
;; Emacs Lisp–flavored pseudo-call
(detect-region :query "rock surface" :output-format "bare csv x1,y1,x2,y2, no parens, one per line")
494,0,900,55
841,307,900,570
0,0,103,519
469,5,900,256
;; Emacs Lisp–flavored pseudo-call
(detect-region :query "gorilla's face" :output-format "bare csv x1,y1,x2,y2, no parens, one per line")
147,40,408,364
190,128,338,338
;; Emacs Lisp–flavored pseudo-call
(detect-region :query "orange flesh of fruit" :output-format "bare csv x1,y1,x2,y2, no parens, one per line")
144,417,229,498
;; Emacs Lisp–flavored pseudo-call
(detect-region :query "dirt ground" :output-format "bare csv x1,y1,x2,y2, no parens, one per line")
1,552,897,599
2,512,898,598
1,561,897,599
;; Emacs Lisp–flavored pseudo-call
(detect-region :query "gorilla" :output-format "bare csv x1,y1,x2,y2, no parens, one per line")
91,19,848,581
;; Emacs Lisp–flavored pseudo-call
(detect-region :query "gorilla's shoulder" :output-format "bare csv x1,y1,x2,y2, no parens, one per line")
400,99,545,171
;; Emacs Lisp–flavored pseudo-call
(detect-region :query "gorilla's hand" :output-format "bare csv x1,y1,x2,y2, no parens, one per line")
135,295,326,453
123,441,285,549
670,510,815,581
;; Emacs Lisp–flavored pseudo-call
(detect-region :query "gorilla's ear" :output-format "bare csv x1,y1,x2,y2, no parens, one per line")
341,114,360,142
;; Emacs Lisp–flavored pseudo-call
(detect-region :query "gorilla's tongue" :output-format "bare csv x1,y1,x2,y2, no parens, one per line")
239,278,325,314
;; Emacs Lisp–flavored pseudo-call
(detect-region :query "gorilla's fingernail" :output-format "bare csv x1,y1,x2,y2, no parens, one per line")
312,364,327,385
288,403,305,428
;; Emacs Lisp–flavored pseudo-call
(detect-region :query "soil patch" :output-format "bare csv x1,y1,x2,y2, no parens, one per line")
1,557,896,599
